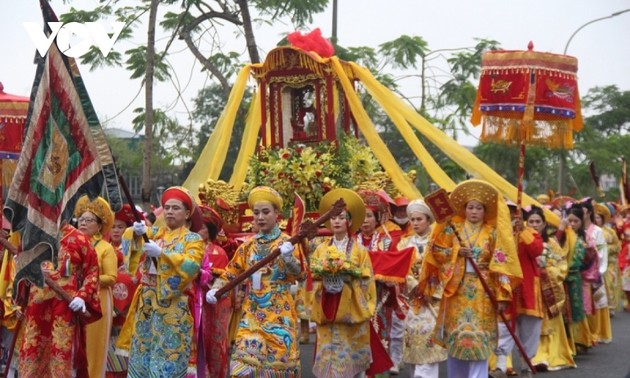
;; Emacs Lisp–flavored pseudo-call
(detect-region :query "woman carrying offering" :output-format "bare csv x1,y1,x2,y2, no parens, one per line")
307,188,377,378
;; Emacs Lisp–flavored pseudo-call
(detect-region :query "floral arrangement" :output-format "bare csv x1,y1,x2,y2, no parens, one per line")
244,134,415,213
311,245,362,278
536,244,562,268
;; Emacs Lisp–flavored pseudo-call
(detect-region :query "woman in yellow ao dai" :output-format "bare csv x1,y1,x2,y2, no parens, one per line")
398,199,446,378
307,188,376,378
75,195,118,378
418,180,522,378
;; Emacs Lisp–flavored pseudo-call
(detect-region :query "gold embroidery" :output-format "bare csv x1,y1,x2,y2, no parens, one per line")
39,122,69,190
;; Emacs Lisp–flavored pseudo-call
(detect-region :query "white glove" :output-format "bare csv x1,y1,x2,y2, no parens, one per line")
133,221,147,236
69,297,86,313
206,288,218,304
280,241,295,262
143,241,162,257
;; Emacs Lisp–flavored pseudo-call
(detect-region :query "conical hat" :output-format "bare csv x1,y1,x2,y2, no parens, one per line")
319,188,365,234
594,202,611,224
449,179,498,222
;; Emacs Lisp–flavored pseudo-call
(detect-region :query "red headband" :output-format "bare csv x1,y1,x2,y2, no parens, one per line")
161,187,193,210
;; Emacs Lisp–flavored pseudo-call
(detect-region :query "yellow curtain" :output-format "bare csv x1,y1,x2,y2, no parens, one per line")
183,66,251,199
351,62,456,194
229,90,262,191
373,75,559,226
331,57,421,199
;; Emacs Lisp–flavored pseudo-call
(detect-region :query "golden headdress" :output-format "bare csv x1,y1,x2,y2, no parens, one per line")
74,195,114,235
450,179,499,222
449,179,520,281
248,186,283,210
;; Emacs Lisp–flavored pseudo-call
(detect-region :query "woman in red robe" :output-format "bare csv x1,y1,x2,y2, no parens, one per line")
188,205,232,377
18,222,102,378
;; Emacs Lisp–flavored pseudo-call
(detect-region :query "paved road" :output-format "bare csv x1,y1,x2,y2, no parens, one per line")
299,311,630,377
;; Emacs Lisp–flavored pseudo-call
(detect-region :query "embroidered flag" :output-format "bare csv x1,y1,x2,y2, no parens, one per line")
3,0,122,288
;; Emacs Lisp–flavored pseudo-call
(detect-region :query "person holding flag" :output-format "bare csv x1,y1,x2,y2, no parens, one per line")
116,186,204,377
18,221,102,377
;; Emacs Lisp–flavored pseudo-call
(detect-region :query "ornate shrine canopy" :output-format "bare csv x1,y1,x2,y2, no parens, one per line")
184,45,561,226
0,82,29,188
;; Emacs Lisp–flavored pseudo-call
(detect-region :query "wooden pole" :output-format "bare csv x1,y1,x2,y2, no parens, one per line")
449,223,536,373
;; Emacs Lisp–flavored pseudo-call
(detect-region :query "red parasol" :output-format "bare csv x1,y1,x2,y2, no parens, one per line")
471,42,583,209
0,82,29,202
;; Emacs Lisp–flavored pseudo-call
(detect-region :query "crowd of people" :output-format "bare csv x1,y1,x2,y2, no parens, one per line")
0,179,628,378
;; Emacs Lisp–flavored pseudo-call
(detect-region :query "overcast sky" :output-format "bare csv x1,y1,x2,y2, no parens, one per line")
1,0,629,146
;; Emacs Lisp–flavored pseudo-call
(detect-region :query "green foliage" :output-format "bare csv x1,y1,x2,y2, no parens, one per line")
190,84,254,179
250,0,329,27
130,108,194,165
125,46,171,81
379,35,430,69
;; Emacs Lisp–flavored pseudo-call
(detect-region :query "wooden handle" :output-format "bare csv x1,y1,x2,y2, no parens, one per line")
449,222,536,373
43,272,92,319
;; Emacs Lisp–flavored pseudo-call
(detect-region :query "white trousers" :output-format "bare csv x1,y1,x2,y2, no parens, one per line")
411,362,440,378
495,315,543,372
446,356,488,378
389,313,405,367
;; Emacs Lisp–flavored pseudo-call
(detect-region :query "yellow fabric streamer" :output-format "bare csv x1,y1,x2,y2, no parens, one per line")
184,48,555,227
330,57,421,200
228,90,262,191
351,62,456,193
363,72,559,227
183,66,251,200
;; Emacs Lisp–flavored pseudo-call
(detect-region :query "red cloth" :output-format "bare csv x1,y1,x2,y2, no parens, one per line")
287,28,334,58
365,322,394,375
620,243,630,270
368,246,415,283
322,291,341,321
514,230,544,312
18,225,102,377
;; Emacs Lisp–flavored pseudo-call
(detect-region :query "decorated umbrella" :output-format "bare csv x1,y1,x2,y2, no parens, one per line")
471,42,583,209
0,82,29,202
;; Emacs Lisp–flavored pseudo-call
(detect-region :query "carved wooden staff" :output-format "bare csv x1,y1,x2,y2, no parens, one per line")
215,198,345,298
424,188,536,374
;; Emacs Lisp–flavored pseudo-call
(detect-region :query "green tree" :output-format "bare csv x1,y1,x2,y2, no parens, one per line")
570,85,630,200
190,84,253,180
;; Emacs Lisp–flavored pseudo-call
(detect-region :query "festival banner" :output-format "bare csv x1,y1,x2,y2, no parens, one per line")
3,0,122,287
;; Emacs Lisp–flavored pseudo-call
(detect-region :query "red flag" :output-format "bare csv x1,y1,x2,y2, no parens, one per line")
424,188,455,223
